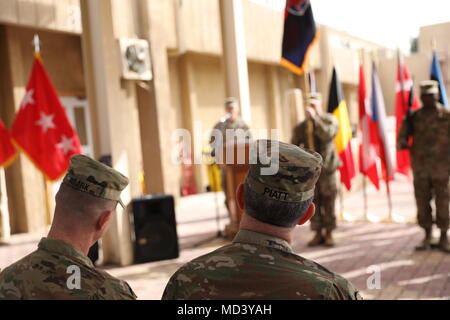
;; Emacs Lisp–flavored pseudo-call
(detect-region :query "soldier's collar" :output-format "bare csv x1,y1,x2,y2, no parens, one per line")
38,238,94,267
232,230,294,254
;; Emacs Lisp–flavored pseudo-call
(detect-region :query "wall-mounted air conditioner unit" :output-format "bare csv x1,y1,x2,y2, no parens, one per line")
119,38,152,81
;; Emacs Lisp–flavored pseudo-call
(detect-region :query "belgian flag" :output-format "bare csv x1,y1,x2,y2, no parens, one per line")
0,119,17,168
327,67,355,190
281,0,319,75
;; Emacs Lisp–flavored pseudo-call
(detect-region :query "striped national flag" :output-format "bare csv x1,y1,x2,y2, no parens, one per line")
327,67,355,190
358,64,379,189
371,61,395,182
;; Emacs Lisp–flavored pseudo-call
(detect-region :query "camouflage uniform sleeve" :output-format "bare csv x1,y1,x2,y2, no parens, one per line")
161,275,178,300
327,275,363,300
0,268,22,300
397,116,411,150
313,114,339,143
106,279,137,300
291,123,305,147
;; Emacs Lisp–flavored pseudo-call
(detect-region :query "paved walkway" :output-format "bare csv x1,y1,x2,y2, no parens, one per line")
1,175,449,300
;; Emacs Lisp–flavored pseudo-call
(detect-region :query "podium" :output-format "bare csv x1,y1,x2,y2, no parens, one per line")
219,141,251,239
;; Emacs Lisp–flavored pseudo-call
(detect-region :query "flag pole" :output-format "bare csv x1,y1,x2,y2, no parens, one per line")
33,34,54,226
358,49,368,221
397,49,408,119
329,56,345,221
373,49,393,222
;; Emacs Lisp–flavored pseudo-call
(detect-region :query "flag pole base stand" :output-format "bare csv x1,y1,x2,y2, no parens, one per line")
390,212,407,223
341,211,357,222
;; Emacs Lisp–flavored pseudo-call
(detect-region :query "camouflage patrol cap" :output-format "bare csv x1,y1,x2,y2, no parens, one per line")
225,97,239,109
246,140,322,202
420,80,439,95
62,155,129,208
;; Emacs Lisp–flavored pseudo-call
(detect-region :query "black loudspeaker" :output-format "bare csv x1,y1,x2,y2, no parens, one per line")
131,194,179,263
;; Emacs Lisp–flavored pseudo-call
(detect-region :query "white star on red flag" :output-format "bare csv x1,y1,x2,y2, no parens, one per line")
20,89,35,109
56,135,76,155
11,57,82,180
35,112,56,133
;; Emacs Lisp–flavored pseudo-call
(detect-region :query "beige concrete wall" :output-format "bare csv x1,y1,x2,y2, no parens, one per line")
242,0,283,64
80,0,144,265
8,25,85,96
417,22,450,98
0,0,82,34
178,0,222,55
248,62,270,133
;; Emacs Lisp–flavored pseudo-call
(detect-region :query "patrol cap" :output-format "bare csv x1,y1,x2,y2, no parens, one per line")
225,97,239,109
63,155,129,208
246,140,322,202
420,80,439,95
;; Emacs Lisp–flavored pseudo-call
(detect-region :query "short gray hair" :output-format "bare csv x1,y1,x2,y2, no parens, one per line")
244,182,312,228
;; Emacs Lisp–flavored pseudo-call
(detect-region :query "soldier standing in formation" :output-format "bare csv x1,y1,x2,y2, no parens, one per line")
397,80,450,253
0,155,136,299
162,140,361,300
291,93,341,247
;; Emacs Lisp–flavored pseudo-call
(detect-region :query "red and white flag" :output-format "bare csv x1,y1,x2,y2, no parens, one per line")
0,119,17,168
395,58,419,176
371,61,395,182
358,64,379,189
11,56,81,181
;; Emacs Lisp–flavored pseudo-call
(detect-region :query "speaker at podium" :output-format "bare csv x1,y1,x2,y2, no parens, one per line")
130,194,179,264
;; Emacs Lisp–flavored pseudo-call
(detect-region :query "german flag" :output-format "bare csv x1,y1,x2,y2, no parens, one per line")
327,67,355,190
0,118,17,168
281,0,319,75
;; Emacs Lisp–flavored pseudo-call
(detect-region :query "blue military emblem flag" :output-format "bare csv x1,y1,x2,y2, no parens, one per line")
281,0,319,75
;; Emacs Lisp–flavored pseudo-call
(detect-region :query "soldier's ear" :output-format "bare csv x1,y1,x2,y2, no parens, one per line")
97,211,113,232
236,183,245,211
297,202,315,226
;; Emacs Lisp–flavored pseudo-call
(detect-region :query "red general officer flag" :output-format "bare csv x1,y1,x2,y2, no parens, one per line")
11,56,81,181
0,119,17,168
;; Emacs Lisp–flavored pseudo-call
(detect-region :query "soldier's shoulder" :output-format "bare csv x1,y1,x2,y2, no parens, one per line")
288,256,361,299
330,273,363,300
165,244,237,280
438,104,450,115
94,269,137,300
0,249,50,299
234,118,250,129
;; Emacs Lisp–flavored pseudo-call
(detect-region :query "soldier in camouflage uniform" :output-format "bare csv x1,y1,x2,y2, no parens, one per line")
0,155,137,299
162,140,362,300
291,93,341,247
397,80,450,253
210,97,251,207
